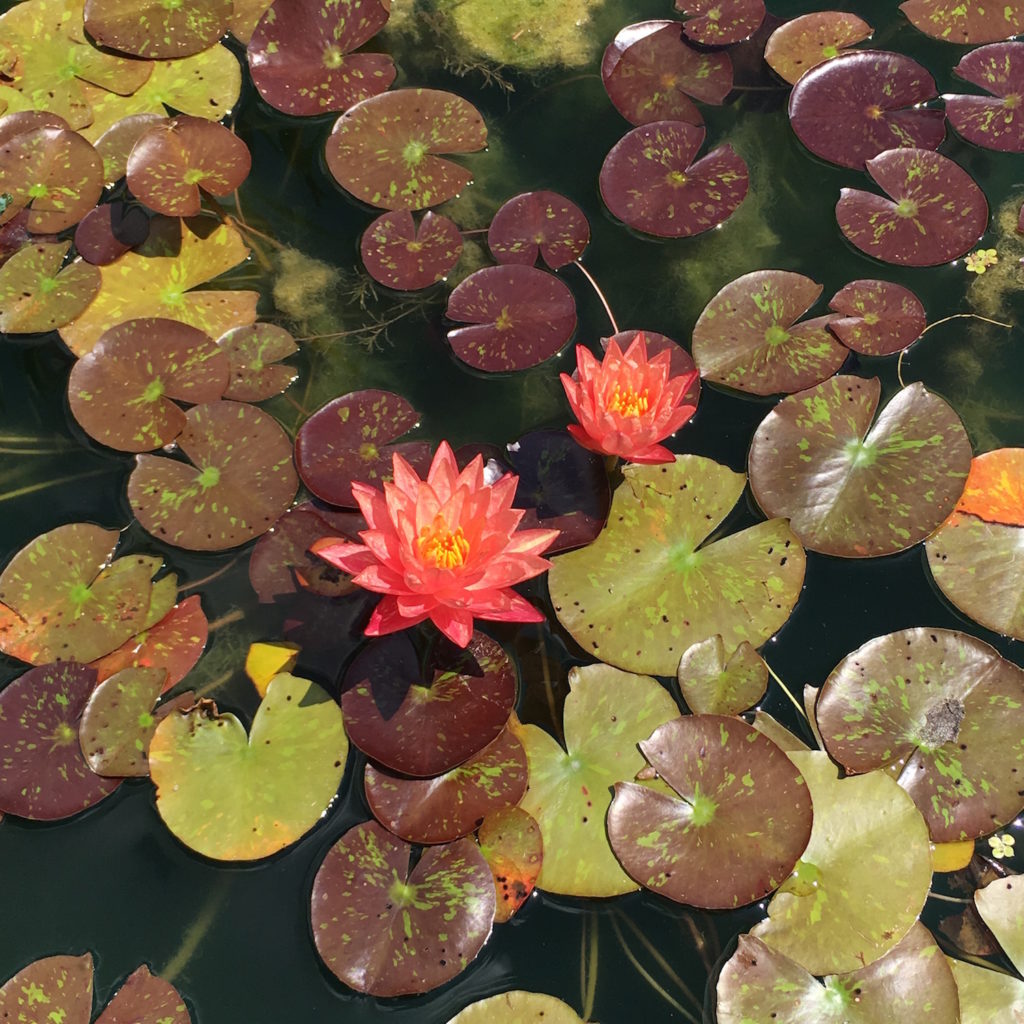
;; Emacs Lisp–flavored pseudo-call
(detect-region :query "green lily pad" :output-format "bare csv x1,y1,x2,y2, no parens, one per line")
751,751,932,974
94,964,192,1024
549,456,806,676
84,0,232,58
478,805,543,923
975,875,1024,973
899,0,1024,44
216,322,298,402
0,953,93,1024
311,819,495,995
751,710,811,754
676,635,767,715
515,662,679,897
149,673,347,861
748,377,971,557
949,958,1024,1024
448,991,586,1024
0,238,99,333
827,280,926,356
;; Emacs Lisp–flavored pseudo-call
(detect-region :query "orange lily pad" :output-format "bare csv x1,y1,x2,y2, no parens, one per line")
954,448,1024,526
478,805,543,923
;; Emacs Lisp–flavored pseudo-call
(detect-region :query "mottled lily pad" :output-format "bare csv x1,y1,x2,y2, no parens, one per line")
216,322,298,401
975,875,1024,971
676,635,767,715
789,52,944,169
93,113,167,184
599,120,749,238
487,191,590,269
0,954,93,1024
827,279,925,355
836,148,989,266
748,377,971,557
818,627,1024,842
94,964,192,1024
149,674,347,861
947,42,1024,153
765,11,874,85
84,0,232,58
478,805,543,923
325,88,487,211
360,210,462,290
0,239,99,333
311,820,494,996
899,0,1024,45
128,401,298,551
446,265,577,372
74,202,151,265
677,0,765,46
949,959,1024,1024
691,270,845,395
448,992,585,1024
954,448,1024,525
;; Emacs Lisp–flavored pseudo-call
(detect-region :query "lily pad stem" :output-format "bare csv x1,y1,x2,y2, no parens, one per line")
580,910,599,1021
614,908,704,1012
927,890,972,904
0,467,114,504
897,313,1014,388
764,661,809,723
159,882,230,983
573,259,619,334
207,608,245,633
178,555,242,594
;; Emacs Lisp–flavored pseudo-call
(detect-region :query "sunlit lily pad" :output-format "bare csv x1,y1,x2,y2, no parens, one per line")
0,110,71,145
128,401,298,551
325,88,487,211
947,43,1024,152
216,322,298,401
691,270,845,395
0,662,122,819
949,958,1024,1024
751,751,932,974
0,953,93,1024
676,635,767,715
551,457,804,676
487,191,590,269
68,318,229,452
84,0,232,58
602,21,732,128
975,875,1024,971
899,0,1024,44
93,113,166,184
748,377,971,557
677,0,765,46
0,239,99,333
149,674,347,861
446,265,577,372
295,389,432,507
311,819,494,995
478,805,543,923
836,148,989,266
515,663,679,897
765,11,874,85
448,991,585,1024
360,210,462,290
94,964,192,1024
599,120,749,238
827,279,925,355
230,0,274,43
751,710,811,754
789,52,944,169
74,202,151,265
953,448,1024,526
248,0,395,116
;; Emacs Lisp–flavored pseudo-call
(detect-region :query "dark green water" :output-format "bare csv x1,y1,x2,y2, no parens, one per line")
1,0,1023,1020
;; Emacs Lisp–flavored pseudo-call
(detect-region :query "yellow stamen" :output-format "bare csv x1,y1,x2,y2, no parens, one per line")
608,384,650,418
418,521,470,569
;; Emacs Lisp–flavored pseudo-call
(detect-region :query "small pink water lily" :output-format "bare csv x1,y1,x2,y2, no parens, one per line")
561,332,699,464
312,442,559,648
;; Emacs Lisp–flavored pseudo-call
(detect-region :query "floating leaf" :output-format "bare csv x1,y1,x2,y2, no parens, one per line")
360,210,462,290
93,113,166,184
94,964,192,1024
947,43,1024,153
676,0,765,46
149,674,347,861
0,239,99,333
599,120,748,238
676,635,767,715
751,710,811,754
899,0,1024,45
448,992,585,1024
0,953,93,1024
975,875,1024,972
216,322,298,401
84,0,232,58
446,265,577,372
764,11,874,85
325,88,487,211
478,805,543,923
487,191,590,269
954,448,1024,525
311,820,494,996
691,270,845,395
230,0,274,43
950,958,1024,1024
74,202,151,265
245,641,300,696
748,377,971,557
827,279,925,355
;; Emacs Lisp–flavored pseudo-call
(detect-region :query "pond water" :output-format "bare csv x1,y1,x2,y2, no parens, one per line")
1,0,1023,1020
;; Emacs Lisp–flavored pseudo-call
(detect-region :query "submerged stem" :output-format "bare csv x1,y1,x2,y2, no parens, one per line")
0,467,115,503
579,911,599,1020
897,313,1014,388
764,661,809,723
159,883,230,983
613,909,703,1011
573,260,619,334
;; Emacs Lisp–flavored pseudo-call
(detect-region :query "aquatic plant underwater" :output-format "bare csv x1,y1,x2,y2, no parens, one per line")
1,0,1024,1020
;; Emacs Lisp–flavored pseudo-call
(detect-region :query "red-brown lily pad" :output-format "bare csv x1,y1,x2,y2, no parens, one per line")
487,191,590,270
446,265,577,371
0,110,71,146
311,819,495,996
765,11,874,85
215,322,298,401
84,0,233,58
294,389,432,507
827,279,926,355
94,964,192,1024
947,43,1024,152
899,0,1024,44
748,377,971,557
676,0,766,46
94,114,168,184
789,51,945,170
340,631,517,777
128,401,298,551
478,805,543,923
74,202,151,265
836,148,989,266
817,627,1024,842
0,239,100,333
248,0,395,116
325,89,487,211
599,120,749,238
676,635,767,715
0,662,122,820
691,270,845,395
0,954,93,1024
360,210,462,290
601,21,733,127
69,318,229,452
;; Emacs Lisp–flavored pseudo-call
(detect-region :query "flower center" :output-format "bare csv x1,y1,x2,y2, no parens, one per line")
608,384,650,418
418,521,470,569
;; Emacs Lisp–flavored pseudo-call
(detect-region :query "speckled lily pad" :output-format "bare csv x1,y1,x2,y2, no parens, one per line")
676,0,766,46
0,954,93,1024
360,210,462,290
827,279,926,355
676,635,767,715
487,191,590,269
949,958,1024,1024
478,805,543,923
899,0,1024,45
0,239,99,333
216,322,298,401
84,0,233,58
765,11,874,85
447,992,585,1024
93,114,167,184
947,42,1024,153
94,964,192,1024
74,202,151,265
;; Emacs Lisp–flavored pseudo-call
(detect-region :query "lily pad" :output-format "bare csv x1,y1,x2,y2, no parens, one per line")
0,954,93,1024
149,674,348,861
487,191,590,269
340,631,517,776
0,662,122,819
747,377,971,557
899,0,1024,44
0,239,100,333
975,875,1024,971
446,265,577,372
94,964,192,1024
74,202,151,265
599,120,749,238
311,819,494,996
68,318,229,452
325,88,487,211
128,400,298,551
93,113,167,183
360,210,462,290
248,0,395,116
788,52,945,170
294,389,432,507
676,635,767,715
836,148,989,266
953,448,1024,525
676,0,766,46
949,959,1024,1024
448,992,585,1024
84,0,232,58
827,279,926,355
750,751,932,974
691,270,846,395
478,805,543,923
764,11,874,85
947,42,1024,153
216,322,298,401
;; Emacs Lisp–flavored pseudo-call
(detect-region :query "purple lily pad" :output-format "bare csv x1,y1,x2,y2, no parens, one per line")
340,631,517,777
216,322,299,401
765,11,874,85
446,265,577,372
947,42,1024,152
0,954,93,1024
836,148,989,266
94,964,192,1024
360,209,462,290
827,279,926,355
900,0,1024,45
0,662,122,820
479,805,543,923
294,389,432,507
789,51,945,170
248,0,395,116
311,819,495,996
487,191,590,269
599,120,749,238
74,202,151,265
601,21,733,127
676,0,766,46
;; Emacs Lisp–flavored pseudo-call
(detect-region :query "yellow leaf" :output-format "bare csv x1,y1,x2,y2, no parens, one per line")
245,642,301,697
931,839,974,873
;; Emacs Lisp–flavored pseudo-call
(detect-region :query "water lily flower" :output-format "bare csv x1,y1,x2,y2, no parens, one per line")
965,248,998,274
312,442,559,648
560,332,699,464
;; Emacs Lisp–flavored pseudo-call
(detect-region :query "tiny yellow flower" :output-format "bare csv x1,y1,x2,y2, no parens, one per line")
988,832,1016,859
965,248,999,274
